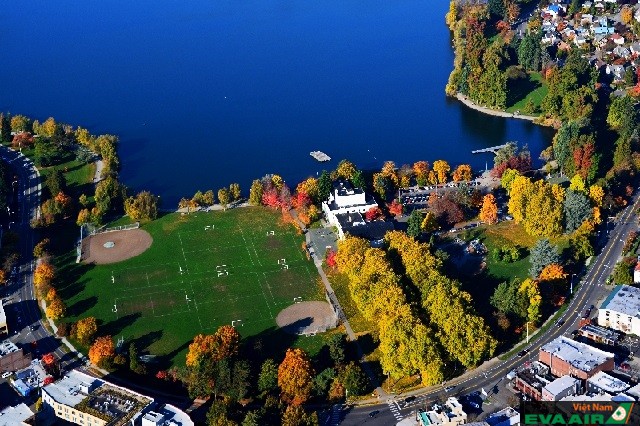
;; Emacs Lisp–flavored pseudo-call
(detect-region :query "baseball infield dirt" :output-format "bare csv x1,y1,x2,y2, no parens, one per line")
82,229,153,265
276,301,337,335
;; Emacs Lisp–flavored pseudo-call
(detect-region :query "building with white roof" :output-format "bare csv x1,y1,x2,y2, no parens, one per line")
539,336,614,379
322,180,378,228
541,375,580,401
560,393,612,402
0,339,31,374
0,302,7,336
485,407,520,426
417,397,467,426
598,285,640,335
625,383,640,400
587,371,630,396
0,403,34,425
42,369,193,426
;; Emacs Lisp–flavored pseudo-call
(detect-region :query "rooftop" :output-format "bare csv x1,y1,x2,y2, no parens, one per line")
0,303,6,329
486,407,520,426
541,336,614,372
336,213,394,242
626,382,640,399
600,285,640,318
588,371,630,394
0,339,19,357
560,393,613,402
333,180,364,197
544,375,579,396
0,403,34,426
579,324,621,341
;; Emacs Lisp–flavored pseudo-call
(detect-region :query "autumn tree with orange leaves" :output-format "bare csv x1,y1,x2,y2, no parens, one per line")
46,297,66,321
479,194,499,224
75,317,98,345
278,348,314,405
34,262,55,287
452,164,472,182
89,336,115,367
185,325,240,367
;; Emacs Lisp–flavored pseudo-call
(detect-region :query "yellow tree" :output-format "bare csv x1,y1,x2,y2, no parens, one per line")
75,317,98,345
519,279,542,324
0,270,5,286
445,0,458,29
271,175,284,190
89,336,115,366
46,297,66,321
524,180,563,237
569,174,586,193
507,176,533,223
77,208,91,226
380,161,399,187
46,288,57,303
452,164,472,182
296,177,319,203
34,263,55,287
479,194,498,224
589,185,604,207
217,188,230,210
432,160,450,184
412,161,430,185
278,348,314,405
229,183,241,201
335,160,357,180
335,236,369,276
421,211,439,233
40,117,57,138
621,6,633,25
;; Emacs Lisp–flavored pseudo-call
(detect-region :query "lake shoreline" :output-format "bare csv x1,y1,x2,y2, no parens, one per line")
455,93,539,122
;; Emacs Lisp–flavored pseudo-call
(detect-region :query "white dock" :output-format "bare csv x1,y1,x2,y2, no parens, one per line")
310,151,331,162
472,143,510,155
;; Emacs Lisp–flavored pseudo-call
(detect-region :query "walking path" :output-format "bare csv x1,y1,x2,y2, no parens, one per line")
93,158,104,183
288,209,388,400
456,93,538,121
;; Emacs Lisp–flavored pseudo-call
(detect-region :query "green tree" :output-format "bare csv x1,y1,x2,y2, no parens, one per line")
45,169,66,199
327,333,346,366
529,239,560,278
318,171,332,201
242,411,262,426
249,180,263,206
312,368,336,397
518,32,542,71
607,95,638,139
129,343,140,372
351,169,365,190
34,138,61,167
339,362,368,396
407,210,423,238
229,183,241,201
258,359,279,394
501,168,521,194
206,399,235,426
0,113,11,143
613,261,633,285
227,360,251,402
488,0,505,17
564,189,591,233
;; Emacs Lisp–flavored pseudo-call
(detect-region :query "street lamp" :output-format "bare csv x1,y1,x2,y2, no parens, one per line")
526,321,532,344
570,274,577,295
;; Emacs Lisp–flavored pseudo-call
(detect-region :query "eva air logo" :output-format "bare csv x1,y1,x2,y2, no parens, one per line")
606,403,633,424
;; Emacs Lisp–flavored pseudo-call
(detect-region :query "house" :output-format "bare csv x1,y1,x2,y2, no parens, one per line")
577,323,620,346
333,212,394,244
42,369,193,426
607,64,625,81
485,407,520,426
542,32,560,44
586,371,630,396
611,33,625,45
613,46,631,59
546,4,560,17
580,14,593,25
598,285,640,334
321,180,378,229
574,35,587,46
539,336,615,379
514,362,553,401
630,43,640,56
0,339,31,376
636,8,640,23
583,1,593,9
634,263,640,283
0,404,34,426
541,375,581,401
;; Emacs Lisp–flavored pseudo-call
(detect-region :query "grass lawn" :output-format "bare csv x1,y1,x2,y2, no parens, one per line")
56,207,326,365
506,72,548,114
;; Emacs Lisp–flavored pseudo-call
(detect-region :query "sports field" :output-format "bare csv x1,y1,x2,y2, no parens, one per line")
58,207,324,363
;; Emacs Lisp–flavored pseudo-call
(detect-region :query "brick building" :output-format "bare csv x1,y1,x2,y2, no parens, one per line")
539,336,614,379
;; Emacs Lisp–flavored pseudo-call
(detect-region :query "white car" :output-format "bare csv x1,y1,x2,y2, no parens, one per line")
1,371,12,379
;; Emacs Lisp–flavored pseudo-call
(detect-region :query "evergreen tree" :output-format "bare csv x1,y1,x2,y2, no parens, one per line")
0,113,11,143
407,210,423,238
318,170,332,201
564,189,591,233
529,239,560,278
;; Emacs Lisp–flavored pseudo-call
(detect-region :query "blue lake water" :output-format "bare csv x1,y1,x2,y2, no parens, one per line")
0,0,554,205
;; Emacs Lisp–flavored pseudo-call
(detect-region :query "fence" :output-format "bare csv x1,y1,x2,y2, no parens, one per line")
325,290,345,325
92,222,140,235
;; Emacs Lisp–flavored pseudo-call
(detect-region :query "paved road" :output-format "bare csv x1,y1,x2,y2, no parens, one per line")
339,192,640,425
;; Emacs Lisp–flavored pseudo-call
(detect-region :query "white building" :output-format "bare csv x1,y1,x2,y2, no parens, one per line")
0,403,34,425
0,301,7,336
42,369,193,426
598,285,640,335
417,397,467,426
485,407,520,426
586,371,630,396
541,375,581,401
321,180,378,227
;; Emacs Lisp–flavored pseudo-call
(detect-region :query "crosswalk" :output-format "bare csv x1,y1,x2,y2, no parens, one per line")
387,400,403,421
329,404,342,425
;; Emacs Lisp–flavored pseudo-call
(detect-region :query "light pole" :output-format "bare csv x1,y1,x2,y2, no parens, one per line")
570,274,577,295
526,321,532,344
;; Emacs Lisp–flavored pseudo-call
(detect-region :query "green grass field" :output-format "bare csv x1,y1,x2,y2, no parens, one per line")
57,207,325,364
506,72,548,114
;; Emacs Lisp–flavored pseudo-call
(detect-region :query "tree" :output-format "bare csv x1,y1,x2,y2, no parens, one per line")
296,178,319,204
258,359,279,393
413,161,430,185
327,334,346,366
336,160,357,180
218,188,230,210
621,6,633,25
313,368,336,397
278,348,314,405
242,411,262,426
74,317,98,345
364,206,382,221
452,164,472,182
388,200,403,218
229,183,241,201
335,236,369,275
539,263,567,283
0,113,11,143
529,239,560,278
432,160,450,184
123,191,159,220
206,399,236,426
407,210,423,238
45,169,66,199
34,263,55,287
421,211,439,233
589,185,604,207
186,326,241,368
518,31,542,71
33,238,50,258
10,115,29,132
372,173,392,199
491,279,528,318
76,208,91,226
339,362,368,396
569,174,586,193
249,180,263,206
351,169,365,190
89,336,115,367
479,194,498,224
281,405,318,426
613,260,634,285
564,189,592,233
488,0,505,17
318,171,332,201
46,297,66,321
519,278,542,324
94,176,125,215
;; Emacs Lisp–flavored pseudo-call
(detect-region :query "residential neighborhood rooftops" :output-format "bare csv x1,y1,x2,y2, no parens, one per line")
588,371,630,394
541,336,614,372
0,339,19,357
544,375,579,396
600,285,640,318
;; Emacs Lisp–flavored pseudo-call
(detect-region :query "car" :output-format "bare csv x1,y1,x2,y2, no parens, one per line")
368,410,379,418
557,320,565,327
403,396,416,405
469,402,480,409
517,349,529,357
1,371,11,379
571,329,579,336
444,386,455,392
590,305,595,310
29,325,37,331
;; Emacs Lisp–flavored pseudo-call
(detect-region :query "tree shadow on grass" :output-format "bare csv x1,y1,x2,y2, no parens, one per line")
135,330,164,353
100,313,141,337
242,326,299,365
507,76,540,108
66,296,98,317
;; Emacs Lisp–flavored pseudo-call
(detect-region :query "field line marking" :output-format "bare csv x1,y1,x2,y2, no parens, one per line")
188,280,205,331
177,232,189,269
254,272,274,319
239,225,262,267
261,271,278,306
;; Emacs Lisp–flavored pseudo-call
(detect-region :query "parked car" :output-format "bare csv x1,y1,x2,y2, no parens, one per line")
517,349,529,357
368,410,379,418
557,320,565,327
1,371,11,379
444,386,455,392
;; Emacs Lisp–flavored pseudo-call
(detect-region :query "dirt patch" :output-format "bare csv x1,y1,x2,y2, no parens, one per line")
82,229,153,265
276,301,337,335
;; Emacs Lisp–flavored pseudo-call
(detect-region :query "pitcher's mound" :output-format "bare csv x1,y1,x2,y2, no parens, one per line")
276,301,338,335
82,229,153,264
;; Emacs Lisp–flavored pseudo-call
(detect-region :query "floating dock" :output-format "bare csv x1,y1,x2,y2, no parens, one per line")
310,151,331,162
471,143,510,155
